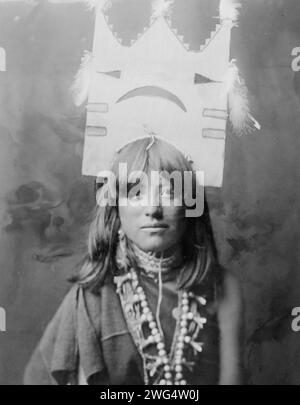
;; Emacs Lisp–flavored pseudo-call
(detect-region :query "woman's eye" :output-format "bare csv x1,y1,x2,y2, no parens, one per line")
128,187,147,201
128,190,141,200
133,191,141,199
160,189,174,199
127,181,142,199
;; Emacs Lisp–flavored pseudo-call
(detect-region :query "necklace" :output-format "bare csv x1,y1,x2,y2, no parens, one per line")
116,239,184,281
114,268,207,385
132,243,183,277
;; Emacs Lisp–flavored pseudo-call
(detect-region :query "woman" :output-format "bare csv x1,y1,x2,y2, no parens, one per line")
24,137,243,385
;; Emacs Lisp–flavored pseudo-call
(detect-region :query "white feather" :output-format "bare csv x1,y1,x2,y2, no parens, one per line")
84,0,110,11
71,51,94,107
219,0,241,25
223,60,261,135
222,59,239,96
151,0,174,22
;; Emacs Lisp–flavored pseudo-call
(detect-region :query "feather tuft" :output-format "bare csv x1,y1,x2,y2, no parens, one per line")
151,0,174,23
84,0,111,11
223,60,261,135
219,0,241,26
71,51,94,107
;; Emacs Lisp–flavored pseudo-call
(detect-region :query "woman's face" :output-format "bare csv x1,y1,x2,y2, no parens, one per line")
118,173,187,254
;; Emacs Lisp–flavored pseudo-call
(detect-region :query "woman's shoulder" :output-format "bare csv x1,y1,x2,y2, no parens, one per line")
24,285,80,385
24,283,107,385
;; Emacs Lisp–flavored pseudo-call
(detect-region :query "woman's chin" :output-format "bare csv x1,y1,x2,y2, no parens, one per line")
136,237,174,254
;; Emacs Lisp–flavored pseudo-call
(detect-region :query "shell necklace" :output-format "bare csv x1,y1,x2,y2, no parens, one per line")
114,267,207,385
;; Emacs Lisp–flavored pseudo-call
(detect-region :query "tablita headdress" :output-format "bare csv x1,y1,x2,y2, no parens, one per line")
73,0,260,187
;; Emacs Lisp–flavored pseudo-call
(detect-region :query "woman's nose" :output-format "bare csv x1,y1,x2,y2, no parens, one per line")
144,187,163,218
145,203,163,219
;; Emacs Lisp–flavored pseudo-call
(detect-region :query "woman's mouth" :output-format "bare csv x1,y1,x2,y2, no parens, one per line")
141,223,169,231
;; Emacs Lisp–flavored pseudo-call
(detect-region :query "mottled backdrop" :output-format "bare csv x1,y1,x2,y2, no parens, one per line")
0,0,299,385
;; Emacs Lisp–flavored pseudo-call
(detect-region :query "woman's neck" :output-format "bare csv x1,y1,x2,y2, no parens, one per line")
138,244,181,259
131,242,183,276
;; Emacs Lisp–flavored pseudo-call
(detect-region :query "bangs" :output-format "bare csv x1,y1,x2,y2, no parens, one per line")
112,137,193,177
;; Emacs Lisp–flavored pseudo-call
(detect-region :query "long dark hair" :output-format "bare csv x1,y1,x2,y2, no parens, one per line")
73,137,221,294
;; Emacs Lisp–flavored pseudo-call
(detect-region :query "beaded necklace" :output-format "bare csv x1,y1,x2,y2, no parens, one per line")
131,243,184,279
114,267,208,385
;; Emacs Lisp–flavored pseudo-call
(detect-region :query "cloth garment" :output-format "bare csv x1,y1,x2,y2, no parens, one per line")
24,271,220,385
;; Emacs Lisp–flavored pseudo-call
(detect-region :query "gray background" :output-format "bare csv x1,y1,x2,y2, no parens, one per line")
0,0,299,385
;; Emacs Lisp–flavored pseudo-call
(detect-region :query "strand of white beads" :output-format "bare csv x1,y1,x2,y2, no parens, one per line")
130,269,190,385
